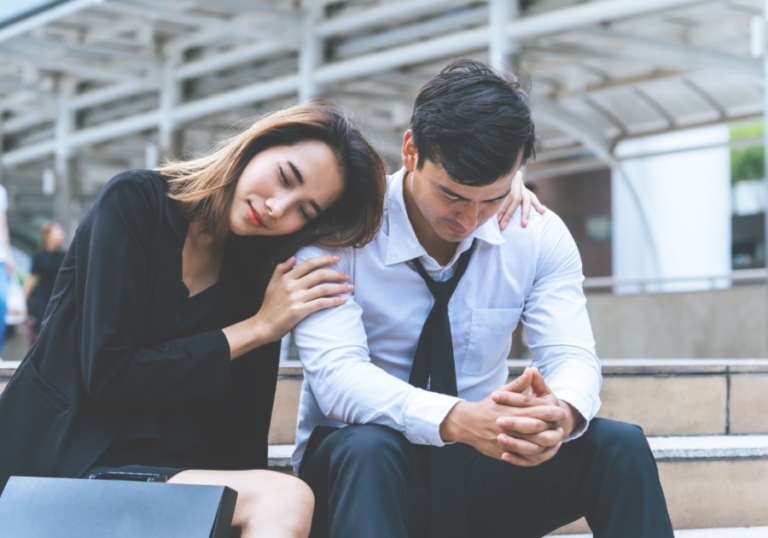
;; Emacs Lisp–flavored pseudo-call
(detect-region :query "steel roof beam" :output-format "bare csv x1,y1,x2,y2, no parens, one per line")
0,0,104,44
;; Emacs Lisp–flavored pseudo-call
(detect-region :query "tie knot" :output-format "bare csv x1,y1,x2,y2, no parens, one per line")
426,280,455,307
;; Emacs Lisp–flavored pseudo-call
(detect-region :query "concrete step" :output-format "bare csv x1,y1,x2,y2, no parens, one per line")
269,434,768,533
268,359,768,444
555,528,768,538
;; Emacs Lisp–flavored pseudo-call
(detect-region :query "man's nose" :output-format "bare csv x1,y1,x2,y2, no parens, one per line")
455,205,481,231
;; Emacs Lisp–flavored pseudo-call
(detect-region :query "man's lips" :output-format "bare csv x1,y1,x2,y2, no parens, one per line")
247,202,266,228
446,223,467,234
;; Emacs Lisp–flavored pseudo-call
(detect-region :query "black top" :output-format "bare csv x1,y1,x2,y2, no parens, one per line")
29,249,66,325
0,170,280,490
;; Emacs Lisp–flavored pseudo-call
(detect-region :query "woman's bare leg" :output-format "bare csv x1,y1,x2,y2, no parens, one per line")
169,469,314,538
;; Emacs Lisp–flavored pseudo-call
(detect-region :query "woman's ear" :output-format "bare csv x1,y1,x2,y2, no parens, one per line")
401,130,418,172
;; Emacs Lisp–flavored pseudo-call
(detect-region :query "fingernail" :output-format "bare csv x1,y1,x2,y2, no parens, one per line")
347,284,354,290
340,297,347,303
491,393,500,401
333,255,341,261
498,434,508,445
496,418,505,428
502,453,510,462
345,275,351,281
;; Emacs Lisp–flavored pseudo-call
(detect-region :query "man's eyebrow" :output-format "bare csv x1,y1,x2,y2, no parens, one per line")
438,184,470,201
288,161,304,185
439,184,511,203
484,189,511,203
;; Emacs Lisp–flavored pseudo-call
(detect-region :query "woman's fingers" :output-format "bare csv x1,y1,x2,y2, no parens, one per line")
304,283,354,302
303,296,348,316
530,192,546,214
299,268,350,289
271,256,296,281
289,254,342,279
521,190,531,228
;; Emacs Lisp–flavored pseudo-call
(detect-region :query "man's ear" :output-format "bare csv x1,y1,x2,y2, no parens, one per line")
402,130,418,172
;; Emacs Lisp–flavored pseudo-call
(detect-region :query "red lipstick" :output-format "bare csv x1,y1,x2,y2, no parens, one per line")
247,202,266,228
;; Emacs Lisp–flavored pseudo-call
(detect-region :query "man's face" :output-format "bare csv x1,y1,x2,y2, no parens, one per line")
402,132,519,243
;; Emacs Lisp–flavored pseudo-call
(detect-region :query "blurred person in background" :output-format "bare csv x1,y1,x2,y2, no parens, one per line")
0,182,16,359
24,221,67,345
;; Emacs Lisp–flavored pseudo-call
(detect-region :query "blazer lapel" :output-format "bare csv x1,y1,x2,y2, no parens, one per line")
144,195,188,347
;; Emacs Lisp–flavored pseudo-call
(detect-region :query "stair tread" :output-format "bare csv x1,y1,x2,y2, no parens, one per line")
555,527,768,537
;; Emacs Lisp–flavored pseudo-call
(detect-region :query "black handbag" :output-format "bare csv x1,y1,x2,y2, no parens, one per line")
0,476,237,538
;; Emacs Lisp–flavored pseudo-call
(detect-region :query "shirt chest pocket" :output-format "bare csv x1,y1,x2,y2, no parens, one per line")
461,308,523,376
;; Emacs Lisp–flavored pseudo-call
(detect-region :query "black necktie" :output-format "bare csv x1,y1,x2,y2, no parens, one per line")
409,245,473,538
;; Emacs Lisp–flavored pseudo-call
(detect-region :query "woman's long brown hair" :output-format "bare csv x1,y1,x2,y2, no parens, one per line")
157,104,387,283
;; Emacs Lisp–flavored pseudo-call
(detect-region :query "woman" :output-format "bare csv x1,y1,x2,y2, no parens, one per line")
0,104,540,537
24,221,67,345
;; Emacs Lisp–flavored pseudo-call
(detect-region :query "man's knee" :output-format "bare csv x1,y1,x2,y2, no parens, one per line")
333,425,414,470
586,418,652,464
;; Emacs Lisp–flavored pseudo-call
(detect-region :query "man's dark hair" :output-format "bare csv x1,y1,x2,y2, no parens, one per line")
410,59,536,186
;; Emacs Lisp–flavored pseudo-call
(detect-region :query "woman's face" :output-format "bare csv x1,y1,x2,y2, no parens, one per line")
230,141,344,236
46,224,65,250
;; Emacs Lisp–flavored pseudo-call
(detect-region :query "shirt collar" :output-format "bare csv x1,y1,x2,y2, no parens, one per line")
384,167,506,268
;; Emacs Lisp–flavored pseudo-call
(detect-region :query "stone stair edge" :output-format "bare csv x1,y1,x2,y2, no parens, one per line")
266,434,768,467
554,528,768,538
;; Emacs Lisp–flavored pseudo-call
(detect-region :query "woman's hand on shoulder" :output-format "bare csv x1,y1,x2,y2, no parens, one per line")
497,171,546,230
254,255,352,343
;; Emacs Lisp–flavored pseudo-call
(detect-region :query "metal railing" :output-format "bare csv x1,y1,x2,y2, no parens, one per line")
583,268,768,293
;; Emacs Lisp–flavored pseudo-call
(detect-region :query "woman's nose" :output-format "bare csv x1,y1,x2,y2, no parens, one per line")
265,197,286,219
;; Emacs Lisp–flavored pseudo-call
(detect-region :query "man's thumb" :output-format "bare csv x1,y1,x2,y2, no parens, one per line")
501,367,533,394
530,367,551,397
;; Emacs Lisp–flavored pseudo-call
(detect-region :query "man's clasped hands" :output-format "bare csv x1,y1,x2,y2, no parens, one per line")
440,367,585,466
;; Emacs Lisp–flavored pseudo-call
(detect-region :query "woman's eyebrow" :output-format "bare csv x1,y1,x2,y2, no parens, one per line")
288,161,304,185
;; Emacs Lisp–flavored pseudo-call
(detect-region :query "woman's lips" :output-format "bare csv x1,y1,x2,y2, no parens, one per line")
247,202,266,228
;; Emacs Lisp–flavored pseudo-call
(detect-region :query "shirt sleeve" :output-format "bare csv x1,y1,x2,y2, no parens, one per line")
75,171,232,411
522,211,602,441
292,245,461,447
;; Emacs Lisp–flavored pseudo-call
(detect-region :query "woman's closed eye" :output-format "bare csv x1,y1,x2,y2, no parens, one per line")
279,166,291,187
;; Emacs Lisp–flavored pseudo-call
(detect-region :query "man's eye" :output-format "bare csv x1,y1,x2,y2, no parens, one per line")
445,193,460,202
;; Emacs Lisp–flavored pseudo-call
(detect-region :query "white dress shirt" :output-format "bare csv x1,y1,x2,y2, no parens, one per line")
290,168,602,472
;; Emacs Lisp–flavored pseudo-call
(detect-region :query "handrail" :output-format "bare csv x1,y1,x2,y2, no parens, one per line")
583,268,768,292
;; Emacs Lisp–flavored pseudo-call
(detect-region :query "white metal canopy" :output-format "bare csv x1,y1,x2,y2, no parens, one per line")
0,0,764,235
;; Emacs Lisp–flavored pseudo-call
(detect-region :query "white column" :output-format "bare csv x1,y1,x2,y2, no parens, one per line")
299,6,321,103
159,55,180,160
489,0,519,71
54,80,76,237
763,0,768,351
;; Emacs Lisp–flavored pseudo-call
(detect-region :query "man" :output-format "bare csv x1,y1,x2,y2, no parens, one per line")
291,60,673,538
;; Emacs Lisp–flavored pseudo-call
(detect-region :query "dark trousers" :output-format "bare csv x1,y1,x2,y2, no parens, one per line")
299,418,674,538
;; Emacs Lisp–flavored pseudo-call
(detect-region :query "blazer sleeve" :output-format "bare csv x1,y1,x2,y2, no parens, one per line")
76,171,232,410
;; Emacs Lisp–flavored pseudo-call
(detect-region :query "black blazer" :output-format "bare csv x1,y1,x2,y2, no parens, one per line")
0,170,280,490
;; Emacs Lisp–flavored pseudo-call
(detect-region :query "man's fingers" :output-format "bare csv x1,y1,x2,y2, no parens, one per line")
530,368,552,398
501,442,562,467
497,434,547,457
496,367,534,395
504,428,565,449
496,405,567,424
492,390,548,408
495,416,550,435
